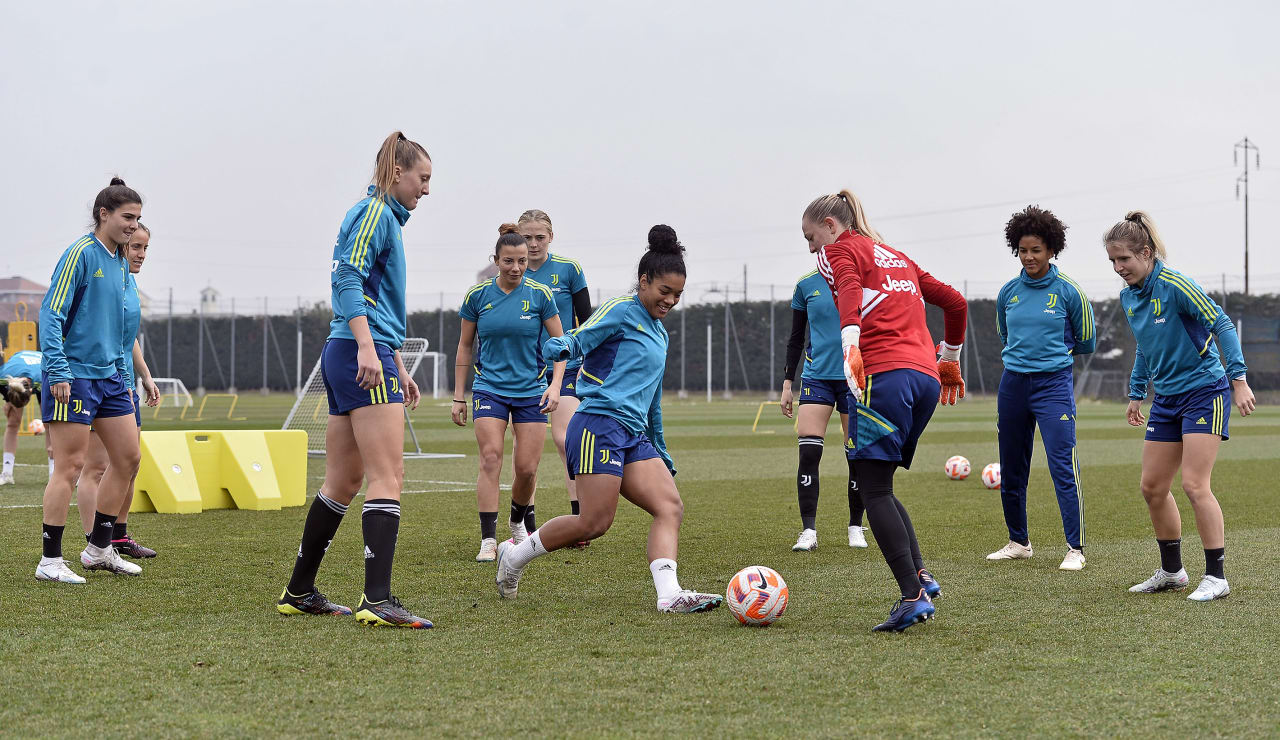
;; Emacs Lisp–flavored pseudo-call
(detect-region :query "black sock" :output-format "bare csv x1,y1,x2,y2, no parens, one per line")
859,460,922,598
362,499,401,603
510,501,531,527
1205,547,1225,579
524,505,536,533
893,496,925,572
112,521,127,541
42,523,64,559
847,459,864,527
286,492,348,595
1157,538,1183,573
570,500,580,516
797,436,823,530
479,512,497,540
88,510,117,548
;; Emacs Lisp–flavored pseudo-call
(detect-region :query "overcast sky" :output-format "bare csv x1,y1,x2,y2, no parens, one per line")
2,0,1277,313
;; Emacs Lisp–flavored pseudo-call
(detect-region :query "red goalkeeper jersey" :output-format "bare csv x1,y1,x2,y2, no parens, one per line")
816,229,968,379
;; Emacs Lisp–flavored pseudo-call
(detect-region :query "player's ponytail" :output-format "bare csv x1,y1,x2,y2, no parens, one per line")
372,131,430,195
92,177,143,227
495,222,526,258
3,377,33,408
802,189,884,244
637,224,686,283
1105,210,1167,262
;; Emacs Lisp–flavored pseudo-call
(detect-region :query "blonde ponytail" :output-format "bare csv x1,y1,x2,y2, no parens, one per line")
1104,210,1167,262
802,189,885,244
371,131,430,195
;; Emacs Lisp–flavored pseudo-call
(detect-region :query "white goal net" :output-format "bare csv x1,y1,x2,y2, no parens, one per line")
151,377,194,410
283,338,463,458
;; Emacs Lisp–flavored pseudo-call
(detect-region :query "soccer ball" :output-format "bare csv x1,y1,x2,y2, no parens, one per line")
27,419,44,435
982,463,1001,490
726,566,788,627
944,455,970,480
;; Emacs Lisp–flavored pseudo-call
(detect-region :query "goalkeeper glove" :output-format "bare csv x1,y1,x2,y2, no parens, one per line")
841,325,865,395
937,341,965,405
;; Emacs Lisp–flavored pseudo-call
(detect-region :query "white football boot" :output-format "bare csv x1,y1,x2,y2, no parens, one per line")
494,539,524,599
509,520,528,546
987,541,1033,560
791,529,817,552
79,545,141,576
0,470,15,485
475,537,497,562
848,525,868,548
1187,575,1230,601
35,557,86,584
657,590,723,613
1059,549,1086,571
1128,568,1189,593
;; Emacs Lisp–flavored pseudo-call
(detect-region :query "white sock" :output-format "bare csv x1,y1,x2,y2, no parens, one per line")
508,529,548,569
650,558,682,600
2,452,14,475
48,458,55,476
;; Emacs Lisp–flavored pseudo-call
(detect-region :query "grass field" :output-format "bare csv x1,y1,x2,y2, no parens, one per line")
1,392,1277,737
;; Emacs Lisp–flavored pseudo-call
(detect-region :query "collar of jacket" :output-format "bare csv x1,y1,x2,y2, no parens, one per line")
1019,263,1059,289
367,185,411,226
1127,259,1163,299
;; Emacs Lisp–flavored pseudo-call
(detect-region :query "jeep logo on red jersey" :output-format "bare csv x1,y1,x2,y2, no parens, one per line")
880,277,918,295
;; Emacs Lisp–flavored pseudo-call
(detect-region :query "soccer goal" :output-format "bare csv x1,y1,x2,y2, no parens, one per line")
283,338,462,459
150,377,194,419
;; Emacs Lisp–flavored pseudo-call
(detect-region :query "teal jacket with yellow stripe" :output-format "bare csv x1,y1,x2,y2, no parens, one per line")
1122,261,1246,400
329,186,411,350
39,234,129,384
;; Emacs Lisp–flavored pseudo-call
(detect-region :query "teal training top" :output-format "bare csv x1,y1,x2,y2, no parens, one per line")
122,273,141,389
995,264,1096,373
460,276,558,398
526,253,588,370
329,186,412,350
39,234,129,384
790,270,844,381
1122,261,1246,399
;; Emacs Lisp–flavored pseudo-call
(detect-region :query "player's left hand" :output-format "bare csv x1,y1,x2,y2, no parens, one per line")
401,375,420,411
1231,378,1255,417
540,386,560,414
141,376,161,407
937,360,965,405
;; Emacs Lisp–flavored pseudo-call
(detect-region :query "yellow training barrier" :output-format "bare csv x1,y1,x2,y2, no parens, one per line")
130,430,307,513
190,393,246,421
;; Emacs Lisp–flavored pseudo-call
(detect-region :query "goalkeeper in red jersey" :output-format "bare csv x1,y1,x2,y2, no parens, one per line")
807,189,968,633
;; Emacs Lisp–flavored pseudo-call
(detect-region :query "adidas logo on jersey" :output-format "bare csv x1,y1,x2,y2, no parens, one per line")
364,546,375,559
1060,414,1070,421
873,245,909,270
1196,417,1207,425
635,323,646,332
483,303,493,310
93,268,104,278
811,289,821,297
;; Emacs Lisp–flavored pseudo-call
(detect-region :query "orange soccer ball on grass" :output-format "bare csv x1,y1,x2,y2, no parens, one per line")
726,566,788,626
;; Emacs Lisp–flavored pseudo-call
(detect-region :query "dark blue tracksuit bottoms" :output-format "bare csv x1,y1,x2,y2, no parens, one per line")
997,367,1084,550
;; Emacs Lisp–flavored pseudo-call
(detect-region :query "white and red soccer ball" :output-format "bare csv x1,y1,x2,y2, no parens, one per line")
726,566,788,627
944,455,970,480
981,462,1001,490
27,419,44,435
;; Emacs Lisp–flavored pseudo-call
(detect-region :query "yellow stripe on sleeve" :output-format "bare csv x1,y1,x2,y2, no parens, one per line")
1158,273,1216,322
348,198,384,271
51,239,92,313
1058,274,1093,340
572,296,631,335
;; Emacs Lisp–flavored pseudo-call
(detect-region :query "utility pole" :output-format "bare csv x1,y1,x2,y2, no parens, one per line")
1234,137,1260,295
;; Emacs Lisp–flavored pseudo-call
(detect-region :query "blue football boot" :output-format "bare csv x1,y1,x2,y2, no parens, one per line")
918,569,942,598
872,590,935,633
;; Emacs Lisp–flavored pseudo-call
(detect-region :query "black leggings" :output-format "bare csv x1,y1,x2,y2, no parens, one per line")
858,459,925,598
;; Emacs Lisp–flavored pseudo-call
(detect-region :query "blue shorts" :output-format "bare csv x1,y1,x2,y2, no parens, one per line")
133,389,142,428
40,371,134,425
472,390,546,424
321,339,403,415
565,412,660,480
847,368,940,469
1146,377,1230,442
799,377,851,414
559,367,581,399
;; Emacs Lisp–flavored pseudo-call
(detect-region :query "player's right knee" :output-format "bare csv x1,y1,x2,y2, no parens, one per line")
478,449,502,474
1139,480,1170,502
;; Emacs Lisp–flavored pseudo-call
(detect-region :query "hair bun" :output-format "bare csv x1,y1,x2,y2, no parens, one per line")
109,177,127,187
647,224,684,255
498,222,519,236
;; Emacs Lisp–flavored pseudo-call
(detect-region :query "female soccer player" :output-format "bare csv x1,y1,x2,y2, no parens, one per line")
780,268,866,551
808,189,968,632
2,351,51,486
518,209,593,545
495,225,723,614
988,206,1095,571
76,224,161,557
1107,211,1253,601
275,131,430,628
37,178,145,584
451,225,566,562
